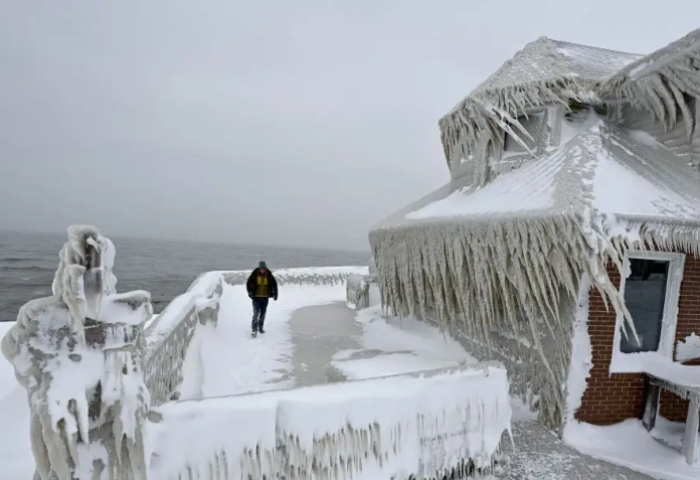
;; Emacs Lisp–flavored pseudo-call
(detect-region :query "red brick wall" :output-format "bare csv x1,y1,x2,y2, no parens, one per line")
576,252,700,425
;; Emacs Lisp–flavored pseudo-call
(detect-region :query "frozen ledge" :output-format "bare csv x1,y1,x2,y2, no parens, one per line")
150,361,512,480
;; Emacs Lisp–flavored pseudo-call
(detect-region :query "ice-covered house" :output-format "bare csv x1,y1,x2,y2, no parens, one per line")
369,29,700,461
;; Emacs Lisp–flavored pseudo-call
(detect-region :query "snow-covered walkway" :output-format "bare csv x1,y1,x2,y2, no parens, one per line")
288,302,362,386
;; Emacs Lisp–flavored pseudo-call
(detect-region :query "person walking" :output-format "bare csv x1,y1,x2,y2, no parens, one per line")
246,261,278,336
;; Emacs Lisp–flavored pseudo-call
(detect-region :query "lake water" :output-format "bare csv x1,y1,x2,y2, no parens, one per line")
0,230,370,322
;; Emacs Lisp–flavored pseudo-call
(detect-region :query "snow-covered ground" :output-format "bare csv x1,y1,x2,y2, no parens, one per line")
329,306,538,423
332,306,476,377
0,322,33,480
565,420,699,480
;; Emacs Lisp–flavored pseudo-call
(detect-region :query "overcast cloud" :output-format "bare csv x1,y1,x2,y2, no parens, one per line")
1,1,698,250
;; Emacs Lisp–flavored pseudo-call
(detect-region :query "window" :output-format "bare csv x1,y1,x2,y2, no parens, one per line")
611,251,685,372
619,259,669,353
565,102,608,122
503,112,544,155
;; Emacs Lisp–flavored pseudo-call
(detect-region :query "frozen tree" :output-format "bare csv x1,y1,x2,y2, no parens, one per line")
1,225,152,480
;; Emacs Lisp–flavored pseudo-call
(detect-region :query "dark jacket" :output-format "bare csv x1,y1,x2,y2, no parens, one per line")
246,268,278,299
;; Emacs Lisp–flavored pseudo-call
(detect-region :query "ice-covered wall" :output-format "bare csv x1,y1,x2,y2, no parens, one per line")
149,362,511,480
412,295,575,431
144,267,367,405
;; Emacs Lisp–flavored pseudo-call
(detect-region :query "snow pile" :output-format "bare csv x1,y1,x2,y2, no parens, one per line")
331,306,476,381
150,362,512,480
1,225,152,480
565,419,699,480
676,333,700,363
0,322,33,480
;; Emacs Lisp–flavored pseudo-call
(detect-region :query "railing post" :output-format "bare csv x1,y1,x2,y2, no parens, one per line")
1,225,152,480
683,393,700,466
641,376,660,432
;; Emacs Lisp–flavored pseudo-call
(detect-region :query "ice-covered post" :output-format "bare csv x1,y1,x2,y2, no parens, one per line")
1,225,153,480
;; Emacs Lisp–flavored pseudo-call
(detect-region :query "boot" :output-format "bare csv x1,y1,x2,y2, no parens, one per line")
258,319,265,334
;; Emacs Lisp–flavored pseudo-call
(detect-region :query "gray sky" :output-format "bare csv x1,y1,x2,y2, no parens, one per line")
1,1,698,250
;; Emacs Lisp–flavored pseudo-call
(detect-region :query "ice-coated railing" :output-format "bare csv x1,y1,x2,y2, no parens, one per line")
346,257,380,311
148,362,512,480
143,267,368,405
346,274,371,310
143,271,225,405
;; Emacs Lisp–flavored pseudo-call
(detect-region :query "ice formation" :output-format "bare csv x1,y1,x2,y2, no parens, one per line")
346,274,374,310
1,225,152,480
563,277,593,435
149,363,511,480
370,28,700,430
675,333,700,363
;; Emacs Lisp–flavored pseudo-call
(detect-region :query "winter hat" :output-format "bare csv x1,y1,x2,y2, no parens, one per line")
258,261,267,269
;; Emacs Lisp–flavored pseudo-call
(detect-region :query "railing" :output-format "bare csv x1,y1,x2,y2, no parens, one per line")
346,274,370,310
346,271,380,311
144,271,225,405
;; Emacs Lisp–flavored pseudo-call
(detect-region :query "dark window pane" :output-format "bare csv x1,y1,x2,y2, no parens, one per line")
503,113,542,153
619,259,669,353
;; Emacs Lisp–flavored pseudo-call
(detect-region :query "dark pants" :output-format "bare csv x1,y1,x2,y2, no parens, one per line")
251,297,269,331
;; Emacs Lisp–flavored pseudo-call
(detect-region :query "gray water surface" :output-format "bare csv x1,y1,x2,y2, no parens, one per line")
0,230,369,322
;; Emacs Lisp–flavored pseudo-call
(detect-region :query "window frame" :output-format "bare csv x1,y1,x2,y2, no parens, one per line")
610,250,686,373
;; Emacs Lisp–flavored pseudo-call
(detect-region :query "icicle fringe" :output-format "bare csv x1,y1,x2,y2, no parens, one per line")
369,212,700,428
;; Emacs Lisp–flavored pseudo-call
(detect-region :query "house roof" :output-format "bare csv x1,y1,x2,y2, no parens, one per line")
469,38,642,98
376,114,700,233
439,28,700,170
